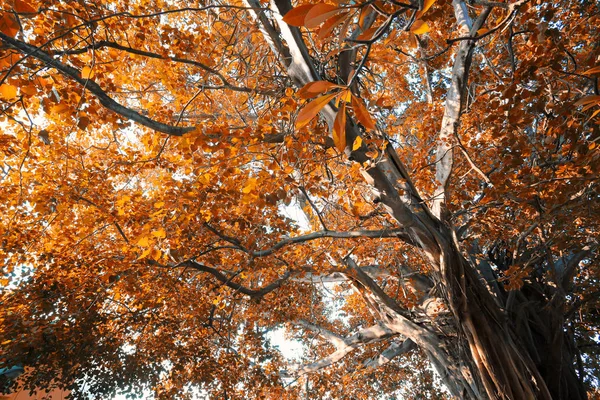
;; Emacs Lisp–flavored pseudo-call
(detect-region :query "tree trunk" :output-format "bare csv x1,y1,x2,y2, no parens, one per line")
244,0,590,397
426,232,587,400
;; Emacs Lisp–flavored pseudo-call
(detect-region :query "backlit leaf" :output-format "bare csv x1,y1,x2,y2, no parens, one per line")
81,66,95,79
410,20,430,35
351,95,376,131
297,81,341,99
295,92,338,129
152,228,166,239
0,83,17,99
305,3,344,29
317,12,349,40
136,236,150,247
415,0,438,18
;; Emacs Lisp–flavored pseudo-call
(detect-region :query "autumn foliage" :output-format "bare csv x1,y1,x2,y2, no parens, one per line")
0,0,598,399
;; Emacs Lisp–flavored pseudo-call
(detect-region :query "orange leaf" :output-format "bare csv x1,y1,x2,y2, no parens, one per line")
358,6,372,29
305,3,344,29
282,4,315,26
317,12,349,40
356,26,377,41
0,83,17,100
297,80,341,99
0,13,19,37
574,95,600,106
333,102,347,151
14,0,37,14
351,95,376,131
295,92,338,129
583,66,600,75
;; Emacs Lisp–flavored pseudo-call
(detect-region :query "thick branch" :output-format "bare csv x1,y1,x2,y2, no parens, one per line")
158,259,290,298
293,324,396,375
363,339,416,368
296,320,346,350
431,2,491,218
203,224,416,256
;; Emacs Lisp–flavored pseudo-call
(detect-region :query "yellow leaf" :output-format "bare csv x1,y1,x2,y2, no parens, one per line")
410,20,430,35
81,66,95,79
1,339,11,345
242,178,257,194
0,83,17,100
150,248,162,260
50,103,70,114
352,136,363,151
137,247,151,260
136,236,150,247
416,0,438,18
340,89,352,103
152,228,166,239
154,201,165,208
333,102,347,151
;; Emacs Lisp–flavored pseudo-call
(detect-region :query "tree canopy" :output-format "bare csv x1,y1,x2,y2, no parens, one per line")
0,0,598,398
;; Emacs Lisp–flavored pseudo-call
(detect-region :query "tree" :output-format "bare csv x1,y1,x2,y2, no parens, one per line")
0,0,598,398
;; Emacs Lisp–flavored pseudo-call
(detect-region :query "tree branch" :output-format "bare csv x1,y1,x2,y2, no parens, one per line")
431,2,491,219
150,259,290,299
362,339,416,368
203,224,415,257
291,323,397,375
296,320,346,350
53,40,275,96
0,32,196,136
